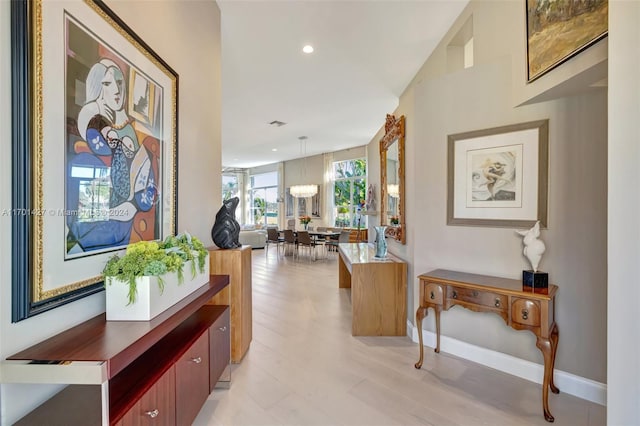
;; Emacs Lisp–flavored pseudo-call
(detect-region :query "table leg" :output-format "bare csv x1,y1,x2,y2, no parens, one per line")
549,324,560,394
414,307,427,369
434,305,442,354
536,335,555,422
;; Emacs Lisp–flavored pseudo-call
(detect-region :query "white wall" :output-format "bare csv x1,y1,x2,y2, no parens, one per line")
0,1,221,424
106,0,223,242
608,1,640,423
367,0,607,384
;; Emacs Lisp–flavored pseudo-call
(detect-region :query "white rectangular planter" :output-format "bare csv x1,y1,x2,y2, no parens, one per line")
105,255,209,321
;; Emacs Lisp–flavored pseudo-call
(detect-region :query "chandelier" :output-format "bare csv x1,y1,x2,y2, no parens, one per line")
290,184,317,198
290,136,318,198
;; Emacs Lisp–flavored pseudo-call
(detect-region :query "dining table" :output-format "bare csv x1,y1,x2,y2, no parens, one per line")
278,230,341,259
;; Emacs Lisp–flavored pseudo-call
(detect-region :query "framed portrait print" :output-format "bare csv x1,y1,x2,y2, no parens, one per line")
526,0,608,82
11,0,178,321
447,120,548,228
297,197,307,217
285,187,293,217
311,187,321,218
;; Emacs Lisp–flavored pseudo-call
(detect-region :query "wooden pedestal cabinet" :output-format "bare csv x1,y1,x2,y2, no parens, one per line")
208,245,252,363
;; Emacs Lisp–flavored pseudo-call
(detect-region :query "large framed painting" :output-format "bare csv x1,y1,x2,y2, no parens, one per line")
526,0,608,82
285,187,293,217
311,188,321,218
11,0,178,321
297,197,307,217
447,120,548,228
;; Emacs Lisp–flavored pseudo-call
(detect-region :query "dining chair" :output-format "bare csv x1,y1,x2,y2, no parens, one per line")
325,230,351,255
283,229,297,257
296,231,318,261
265,227,284,256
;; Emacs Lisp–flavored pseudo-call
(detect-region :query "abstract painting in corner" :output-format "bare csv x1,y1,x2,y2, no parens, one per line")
526,0,608,82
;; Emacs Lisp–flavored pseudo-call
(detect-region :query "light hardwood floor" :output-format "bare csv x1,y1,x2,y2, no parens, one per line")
194,248,605,426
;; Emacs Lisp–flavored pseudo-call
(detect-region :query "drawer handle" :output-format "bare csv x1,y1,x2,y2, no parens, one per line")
472,290,479,297
145,409,159,418
430,291,435,300
494,299,501,308
219,326,227,332
452,290,458,299
522,310,529,320
191,356,202,364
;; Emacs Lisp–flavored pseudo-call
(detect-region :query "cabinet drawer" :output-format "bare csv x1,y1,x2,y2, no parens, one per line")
210,307,231,391
511,298,541,327
448,286,507,311
175,331,210,426
423,282,444,305
116,366,175,426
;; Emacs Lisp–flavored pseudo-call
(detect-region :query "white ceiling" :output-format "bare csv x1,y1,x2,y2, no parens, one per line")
217,0,469,169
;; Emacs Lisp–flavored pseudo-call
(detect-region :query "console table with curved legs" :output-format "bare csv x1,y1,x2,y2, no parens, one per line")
414,269,559,422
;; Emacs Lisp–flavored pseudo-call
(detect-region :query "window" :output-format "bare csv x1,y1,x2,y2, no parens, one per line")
222,174,239,202
221,174,241,222
71,165,112,222
333,159,366,228
249,171,278,226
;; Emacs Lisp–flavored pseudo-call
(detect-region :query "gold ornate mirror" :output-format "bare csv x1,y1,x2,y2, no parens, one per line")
380,114,406,244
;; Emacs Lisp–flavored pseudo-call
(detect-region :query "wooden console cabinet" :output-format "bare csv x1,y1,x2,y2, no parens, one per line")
5,276,230,425
338,243,407,336
415,269,559,422
207,245,252,363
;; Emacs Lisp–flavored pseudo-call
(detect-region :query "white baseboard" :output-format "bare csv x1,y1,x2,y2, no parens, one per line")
407,321,606,406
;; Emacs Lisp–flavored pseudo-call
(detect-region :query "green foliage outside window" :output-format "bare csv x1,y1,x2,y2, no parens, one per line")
252,196,265,223
333,159,366,227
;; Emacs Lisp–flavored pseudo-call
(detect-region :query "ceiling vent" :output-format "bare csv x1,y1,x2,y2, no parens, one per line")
269,120,287,127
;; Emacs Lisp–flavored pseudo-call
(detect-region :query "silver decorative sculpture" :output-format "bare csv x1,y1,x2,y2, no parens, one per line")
516,221,545,272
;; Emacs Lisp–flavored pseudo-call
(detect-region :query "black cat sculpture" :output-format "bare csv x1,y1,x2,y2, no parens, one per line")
211,197,241,249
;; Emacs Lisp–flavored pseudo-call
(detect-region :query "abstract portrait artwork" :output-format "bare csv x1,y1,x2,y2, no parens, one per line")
11,0,177,320
65,16,164,259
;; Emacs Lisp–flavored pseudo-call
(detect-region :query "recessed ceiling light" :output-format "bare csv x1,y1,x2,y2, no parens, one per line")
272,148,278,152
302,45,314,54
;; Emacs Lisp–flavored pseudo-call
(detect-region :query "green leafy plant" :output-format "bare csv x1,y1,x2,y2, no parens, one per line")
103,232,208,305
